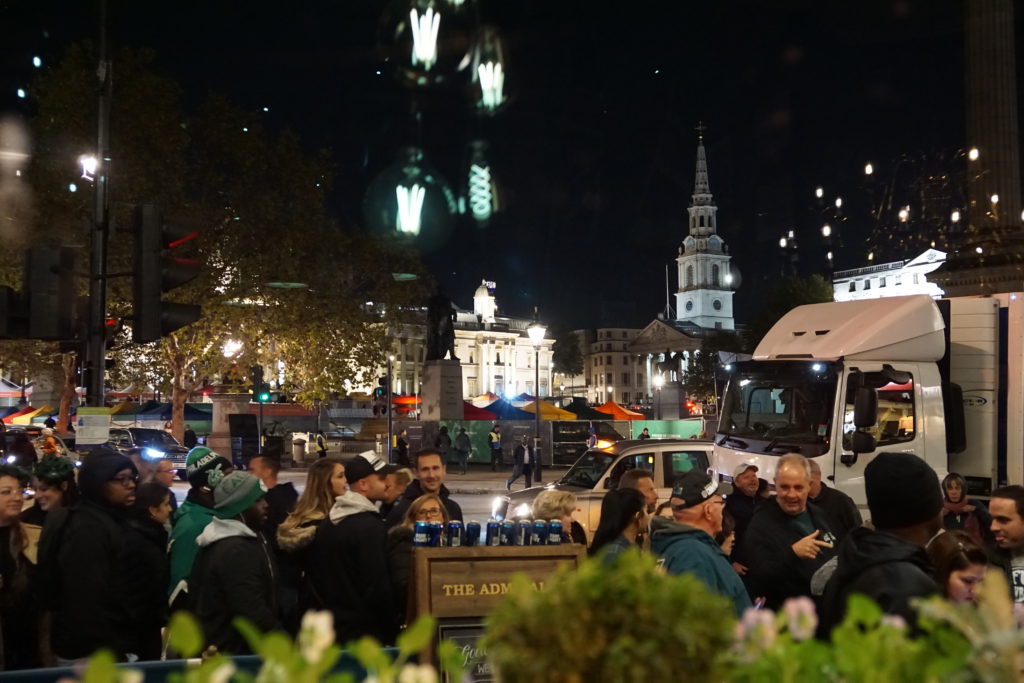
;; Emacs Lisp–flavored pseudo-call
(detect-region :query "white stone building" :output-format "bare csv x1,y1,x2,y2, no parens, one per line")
832,249,946,302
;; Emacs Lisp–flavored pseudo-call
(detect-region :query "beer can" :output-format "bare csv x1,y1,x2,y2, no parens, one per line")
486,520,501,546
430,521,444,547
447,520,464,547
531,519,548,546
466,521,482,547
500,520,515,546
548,519,563,545
516,519,531,546
413,521,431,547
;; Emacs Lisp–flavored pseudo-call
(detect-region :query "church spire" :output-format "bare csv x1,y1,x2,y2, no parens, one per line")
692,122,712,206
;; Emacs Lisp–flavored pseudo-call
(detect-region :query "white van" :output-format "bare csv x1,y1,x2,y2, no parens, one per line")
492,439,714,543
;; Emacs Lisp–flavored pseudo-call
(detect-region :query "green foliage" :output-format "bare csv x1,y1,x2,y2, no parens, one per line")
167,611,204,659
683,329,743,400
482,550,735,682
552,329,585,377
743,274,834,351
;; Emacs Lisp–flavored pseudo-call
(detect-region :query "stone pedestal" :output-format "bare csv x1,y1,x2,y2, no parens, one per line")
421,360,464,421
207,386,252,456
654,382,685,420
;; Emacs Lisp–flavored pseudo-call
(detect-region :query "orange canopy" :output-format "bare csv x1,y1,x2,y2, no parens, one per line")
594,400,644,420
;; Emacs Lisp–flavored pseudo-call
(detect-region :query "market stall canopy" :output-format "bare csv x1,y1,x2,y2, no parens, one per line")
0,406,20,419
483,398,534,420
594,401,644,420
393,395,422,405
471,392,500,407
138,403,214,421
520,400,576,420
11,405,53,424
110,401,142,416
559,398,609,420
463,402,497,420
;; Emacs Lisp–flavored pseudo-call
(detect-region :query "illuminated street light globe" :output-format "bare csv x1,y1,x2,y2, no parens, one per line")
469,26,508,114
725,263,742,290
363,147,456,251
378,0,474,88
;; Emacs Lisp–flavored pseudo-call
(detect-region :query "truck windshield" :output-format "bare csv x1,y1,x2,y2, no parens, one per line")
559,449,616,489
717,360,839,454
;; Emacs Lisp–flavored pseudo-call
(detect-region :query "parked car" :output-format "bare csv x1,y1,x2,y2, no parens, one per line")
1,425,73,462
550,420,626,465
325,425,358,441
492,439,715,544
110,427,189,479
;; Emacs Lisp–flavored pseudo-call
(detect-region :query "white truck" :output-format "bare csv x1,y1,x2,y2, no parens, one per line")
713,293,1024,506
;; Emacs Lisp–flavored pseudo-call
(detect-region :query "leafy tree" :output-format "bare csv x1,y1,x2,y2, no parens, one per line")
552,329,584,396
683,330,743,402
743,274,834,352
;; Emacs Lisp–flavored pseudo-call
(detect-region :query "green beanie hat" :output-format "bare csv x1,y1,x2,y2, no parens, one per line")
185,446,232,489
213,471,266,519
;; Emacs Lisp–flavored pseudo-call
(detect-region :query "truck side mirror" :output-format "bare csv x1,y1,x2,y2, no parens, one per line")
853,387,877,429
851,431,876,454
840,452,858,467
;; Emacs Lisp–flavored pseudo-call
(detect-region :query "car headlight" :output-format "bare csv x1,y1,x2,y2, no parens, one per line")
4,455,14,464
514,502,533,519
143,447,163,460
490,496,507,521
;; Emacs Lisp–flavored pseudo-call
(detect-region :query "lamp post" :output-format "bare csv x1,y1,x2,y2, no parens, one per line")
387,354,395,463
606,385,613,404
653,374,664,420
527,309,546,483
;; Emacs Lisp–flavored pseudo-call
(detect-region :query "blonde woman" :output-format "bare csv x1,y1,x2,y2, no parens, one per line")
277,459,347,629
532,489,587,545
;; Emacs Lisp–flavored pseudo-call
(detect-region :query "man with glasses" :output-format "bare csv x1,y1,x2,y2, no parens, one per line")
650,470,751,616
38,447,140,663
151,459,178,512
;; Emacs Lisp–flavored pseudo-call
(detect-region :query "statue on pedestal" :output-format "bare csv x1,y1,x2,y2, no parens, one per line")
426,292,459,362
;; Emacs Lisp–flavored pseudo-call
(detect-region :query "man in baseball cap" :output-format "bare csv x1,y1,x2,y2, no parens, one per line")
725,462,765,575
167,446,234,608
191,472,278,653
650,470,751,615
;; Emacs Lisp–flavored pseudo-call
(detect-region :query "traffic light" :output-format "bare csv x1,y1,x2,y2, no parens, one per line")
258,384,272,403
373,376,388,415
24,246,76,340
133,204,201,343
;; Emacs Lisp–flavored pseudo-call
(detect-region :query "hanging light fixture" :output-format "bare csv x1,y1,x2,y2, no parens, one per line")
363,147,456,250
470,26,507,114
466,141,499,225
379,0,473,87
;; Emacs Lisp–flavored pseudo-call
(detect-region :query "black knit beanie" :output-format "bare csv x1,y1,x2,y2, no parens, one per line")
865,451,942,529
78,447,137,504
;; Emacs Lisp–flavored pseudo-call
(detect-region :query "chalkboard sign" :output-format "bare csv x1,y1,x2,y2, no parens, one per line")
437,619,492,682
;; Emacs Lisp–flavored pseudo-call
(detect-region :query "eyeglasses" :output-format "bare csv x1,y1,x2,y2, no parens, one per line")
417,507,443,518
110,473,139,487
158,467,177,475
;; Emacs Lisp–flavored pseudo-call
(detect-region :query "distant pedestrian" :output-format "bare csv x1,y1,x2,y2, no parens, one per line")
307,453,397,644
40,428,59,457
385,450,463,528
21,454,77,528
488,425,502,471
435,426,452,465
927,529,987,604
941,472,992,546
586,423,597,448
737,453,837,609
395,429,410,468
724,463,766,567
191,472,278,654
315,431,328,459
454,427,471,475
167,446,233,609
590,488,649,563
43,417,56,430
818,452,943,636
124,482,172,661
637,428,651,440
650,470,751,616
183,425,198,449
506,435,534,490
808,459,862,544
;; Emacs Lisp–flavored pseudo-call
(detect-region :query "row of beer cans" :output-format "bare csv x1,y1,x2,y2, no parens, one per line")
412,519,565,547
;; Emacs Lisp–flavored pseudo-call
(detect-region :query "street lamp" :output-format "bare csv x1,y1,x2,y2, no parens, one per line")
653,374,664,420
527,309,546,484
606,385,613,404
387,353,395,463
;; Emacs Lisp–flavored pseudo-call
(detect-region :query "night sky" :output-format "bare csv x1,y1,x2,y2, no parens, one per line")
2,0,1018,329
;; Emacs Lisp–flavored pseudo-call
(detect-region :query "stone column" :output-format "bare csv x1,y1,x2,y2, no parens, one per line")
207,386,251,456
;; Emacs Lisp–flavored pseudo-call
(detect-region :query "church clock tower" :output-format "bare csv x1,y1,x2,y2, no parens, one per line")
675,126,735,330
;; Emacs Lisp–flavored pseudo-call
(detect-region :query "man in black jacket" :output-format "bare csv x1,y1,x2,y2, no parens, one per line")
980,485,1024,603
309,454,397,644
191,471,277,654
808,459,863,544
818,452,942,637
385,449,463,527
737,453,837,609
38,448,138,663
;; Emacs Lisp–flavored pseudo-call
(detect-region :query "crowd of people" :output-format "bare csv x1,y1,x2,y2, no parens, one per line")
2,433,1023,670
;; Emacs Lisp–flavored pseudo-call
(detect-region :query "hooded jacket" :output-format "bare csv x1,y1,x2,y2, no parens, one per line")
122,516,169,660
167,494,217,603
810,483,863,544
384,480,463,528
308,491,397,644
650,516,751,616
737,500,838,610
817,526,938,637
190,517,278,654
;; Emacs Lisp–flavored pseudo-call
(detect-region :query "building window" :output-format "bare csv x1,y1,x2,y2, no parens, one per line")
606,355,612,365
606,372,613,384
637,373,644,386
713,299,722,311
880,277,887,287
623,355,629,365
864,280,871,290
622,392,630,403
715,322,723,329
712,264,720,287
686,265,694,287
849,282,856,292
621,331,627,339
895,275,902,286
685,300,693,312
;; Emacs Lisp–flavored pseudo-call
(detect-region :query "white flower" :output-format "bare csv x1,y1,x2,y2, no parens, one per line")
736,607,778,649
397,663,439,683
781,596,818,640
880,614,908,630
299,610,336,663
208,661,237,683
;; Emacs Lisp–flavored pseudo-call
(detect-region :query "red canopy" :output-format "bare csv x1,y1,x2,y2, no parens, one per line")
594,400,645,420
1,406,35,424
463,402,497,420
